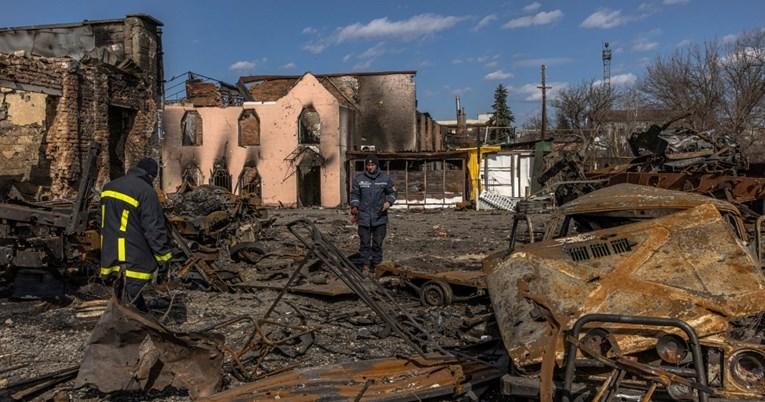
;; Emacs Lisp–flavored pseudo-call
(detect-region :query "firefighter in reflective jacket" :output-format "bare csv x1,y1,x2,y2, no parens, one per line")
100,158,173,311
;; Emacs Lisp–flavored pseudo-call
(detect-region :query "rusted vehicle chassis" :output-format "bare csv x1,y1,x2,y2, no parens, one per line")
487,185,765,400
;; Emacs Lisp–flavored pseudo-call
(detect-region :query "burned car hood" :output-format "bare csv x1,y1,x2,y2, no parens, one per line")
485,203,765,367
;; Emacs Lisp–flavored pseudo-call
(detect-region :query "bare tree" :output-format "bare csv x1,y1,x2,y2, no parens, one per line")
640,30,765,154
720,30,765,148
552,81,616,162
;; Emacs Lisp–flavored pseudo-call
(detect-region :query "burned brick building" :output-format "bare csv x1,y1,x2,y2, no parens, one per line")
162,70,444,208
0,14,163,197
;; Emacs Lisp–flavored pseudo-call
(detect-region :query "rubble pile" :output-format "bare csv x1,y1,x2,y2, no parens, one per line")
0,183,511,401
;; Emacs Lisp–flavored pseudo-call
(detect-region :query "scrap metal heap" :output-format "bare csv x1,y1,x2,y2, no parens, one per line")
487,184,765,401
540,121,765,216
0,145,100,299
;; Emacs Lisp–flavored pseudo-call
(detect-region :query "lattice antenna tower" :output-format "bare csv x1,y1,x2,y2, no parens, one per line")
602,42,612,91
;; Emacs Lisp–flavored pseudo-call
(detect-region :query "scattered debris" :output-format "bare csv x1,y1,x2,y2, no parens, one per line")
200,353,502,402
375,261,486,306
75,297,225,398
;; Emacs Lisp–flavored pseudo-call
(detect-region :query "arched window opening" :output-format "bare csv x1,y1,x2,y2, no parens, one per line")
238,109,260,146
181,111,203,146
298,106,320,144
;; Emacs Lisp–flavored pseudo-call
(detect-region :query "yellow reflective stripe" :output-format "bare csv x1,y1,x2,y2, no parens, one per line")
124,270,152,281
101,205,105,228
154,251,172,262
101,190,139,208
100,266,120,276
119,209,130,232
118,238,126,262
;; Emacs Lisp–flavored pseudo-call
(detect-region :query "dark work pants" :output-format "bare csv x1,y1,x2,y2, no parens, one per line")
358,224,387,268
113,273,149,312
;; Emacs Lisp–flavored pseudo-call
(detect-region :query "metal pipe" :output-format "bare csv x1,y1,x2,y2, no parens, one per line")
562,314,708,402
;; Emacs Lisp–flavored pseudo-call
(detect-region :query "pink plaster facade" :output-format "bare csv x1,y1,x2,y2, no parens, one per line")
161,73,348,207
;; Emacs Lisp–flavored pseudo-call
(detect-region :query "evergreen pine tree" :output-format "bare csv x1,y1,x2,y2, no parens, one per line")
489,84,514,139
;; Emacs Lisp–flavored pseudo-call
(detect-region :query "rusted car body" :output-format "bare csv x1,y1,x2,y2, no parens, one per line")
486,184,765,400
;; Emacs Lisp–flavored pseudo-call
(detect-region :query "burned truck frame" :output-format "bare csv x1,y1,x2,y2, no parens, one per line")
0,146,99,298
488,184,765,401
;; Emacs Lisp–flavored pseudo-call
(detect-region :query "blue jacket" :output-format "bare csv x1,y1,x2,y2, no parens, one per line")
350,169,396,227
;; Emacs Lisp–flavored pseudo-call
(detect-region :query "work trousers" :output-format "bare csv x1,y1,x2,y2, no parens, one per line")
112,271,150,312
358,224,387,268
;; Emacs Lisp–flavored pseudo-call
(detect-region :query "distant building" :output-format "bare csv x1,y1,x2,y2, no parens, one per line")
600,108,672,156
162,70,447,208
437,112,493,148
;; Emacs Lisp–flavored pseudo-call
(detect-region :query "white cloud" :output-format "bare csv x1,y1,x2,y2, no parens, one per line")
676,39,692,47
632,29,661,51
484,70,514,80
303,42,328,54
663,0,689,4
513,57,574,67
451,58,464,64
473,14,497,31
633,41,659,51
302,27,317,34
595,73,638,87
354,59,374,70
523,2,542,12
359,43,386,59
304,14,466,54
721,47,765,65
503,10,563,29
722,34,738,44
229,60,256,72
336,14,466,42
281,62,296,70
485,61,499,68
580,9,630,29
512,82,568,101
343,53,353,63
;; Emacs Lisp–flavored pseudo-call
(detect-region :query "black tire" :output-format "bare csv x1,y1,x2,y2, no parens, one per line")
229,242,266,264
419,280,454,306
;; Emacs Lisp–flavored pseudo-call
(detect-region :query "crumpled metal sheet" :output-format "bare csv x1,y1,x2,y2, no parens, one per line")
199,354,501,402
486,203,765,368
75,297,225,398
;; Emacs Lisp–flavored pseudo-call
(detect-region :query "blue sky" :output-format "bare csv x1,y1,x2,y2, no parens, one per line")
2,1,764,123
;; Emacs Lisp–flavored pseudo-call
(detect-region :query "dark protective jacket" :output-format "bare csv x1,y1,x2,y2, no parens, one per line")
99,167,173,281
350,169,396,227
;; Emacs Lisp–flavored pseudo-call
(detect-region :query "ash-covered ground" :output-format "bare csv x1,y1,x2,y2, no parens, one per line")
0,208,513,401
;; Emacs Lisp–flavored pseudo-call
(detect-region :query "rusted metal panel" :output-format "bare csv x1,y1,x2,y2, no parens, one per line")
375,262,486,289
200,354,501,402
554,183,740,217
75,297,225,398
486,201,765,398
604,172,765,204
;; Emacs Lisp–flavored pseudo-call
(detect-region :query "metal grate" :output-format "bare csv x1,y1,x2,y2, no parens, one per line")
611,238,632,254
590,242,611,258
567,246,591,262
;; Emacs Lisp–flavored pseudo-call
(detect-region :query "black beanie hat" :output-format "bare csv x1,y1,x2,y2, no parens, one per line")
136,158,158,178
364,154,379,166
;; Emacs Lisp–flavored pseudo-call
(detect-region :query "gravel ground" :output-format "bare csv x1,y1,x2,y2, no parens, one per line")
0,207,515,401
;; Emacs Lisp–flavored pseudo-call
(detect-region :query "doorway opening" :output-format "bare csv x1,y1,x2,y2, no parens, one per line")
108,106,135,180
298,164,321,207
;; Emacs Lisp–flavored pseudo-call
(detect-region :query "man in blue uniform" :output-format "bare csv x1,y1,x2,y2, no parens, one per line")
350,155,396,269
99,158,174,311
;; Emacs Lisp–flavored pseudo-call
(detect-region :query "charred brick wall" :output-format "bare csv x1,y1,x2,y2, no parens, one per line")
0,53,157,196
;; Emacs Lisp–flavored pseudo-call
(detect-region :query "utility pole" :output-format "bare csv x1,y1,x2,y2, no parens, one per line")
537,64,551,141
